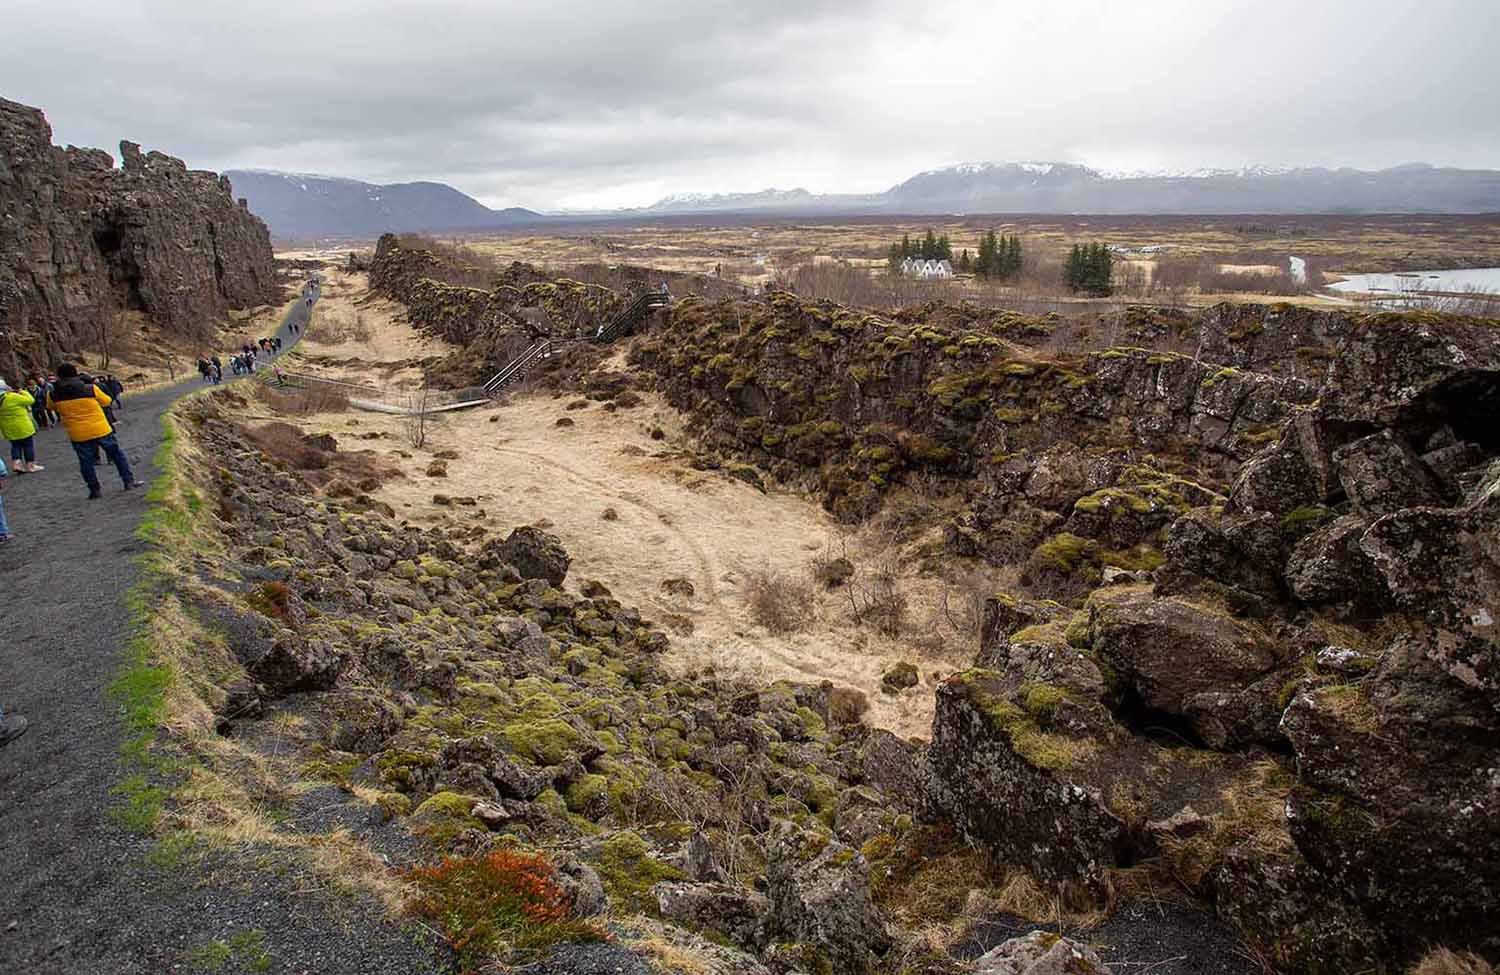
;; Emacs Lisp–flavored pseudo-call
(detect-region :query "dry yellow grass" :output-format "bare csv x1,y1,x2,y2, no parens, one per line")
1412,948,1498,975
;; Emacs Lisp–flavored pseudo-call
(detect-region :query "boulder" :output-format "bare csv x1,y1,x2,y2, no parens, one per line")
1279,654,1500,963
1359,501,1500,694
764,824,890,974
971,931,1107,975
1284,514,1386,608
978,594,1062,657
1229,441,1317,517
1160,509,1283,599
1332,431,1441,518
549,857,606,918
880,661,919,694
246,635,349,695
1087,587,1280,717
855,729,922,804
925,670,1127,894
653,881,768,950
485,526,571,587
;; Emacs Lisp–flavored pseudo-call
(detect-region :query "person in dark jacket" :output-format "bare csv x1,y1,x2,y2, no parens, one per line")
45,362,138,499
101,374,125,411
0,702,26,747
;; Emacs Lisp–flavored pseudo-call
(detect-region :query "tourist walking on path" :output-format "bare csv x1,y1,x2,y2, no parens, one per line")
26,376,52,430
101,373,125,412
0,453,11,543
45,362,139,499
0,702,26,746
0,380,44,472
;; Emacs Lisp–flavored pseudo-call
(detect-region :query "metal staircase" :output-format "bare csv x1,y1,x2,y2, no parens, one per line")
482,338,560,396
595,289,671,344
481,288,671,398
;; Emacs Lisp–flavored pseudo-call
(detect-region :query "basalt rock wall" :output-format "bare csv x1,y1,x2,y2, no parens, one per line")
368,233,625,384
0,97,276,374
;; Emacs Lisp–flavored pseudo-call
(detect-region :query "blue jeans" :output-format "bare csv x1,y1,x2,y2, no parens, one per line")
72,433,135,493
0,482,8,536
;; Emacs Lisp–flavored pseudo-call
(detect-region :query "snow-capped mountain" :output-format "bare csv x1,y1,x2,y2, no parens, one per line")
639,161,1500,215
647,188,820,212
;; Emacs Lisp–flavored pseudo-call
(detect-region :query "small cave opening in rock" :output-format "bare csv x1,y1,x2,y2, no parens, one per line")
92,224,124,257
1399,370,1500,455
1110,685,1208,751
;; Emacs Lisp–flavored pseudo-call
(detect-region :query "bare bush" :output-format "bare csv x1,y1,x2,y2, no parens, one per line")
403,383,431,448
845,552,909,637
935,567,994,647
829,686,870,726
742,564,816,634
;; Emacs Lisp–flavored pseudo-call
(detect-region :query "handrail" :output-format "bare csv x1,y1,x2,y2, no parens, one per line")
478,289,672,399
482,338,553,394
595,290,670,343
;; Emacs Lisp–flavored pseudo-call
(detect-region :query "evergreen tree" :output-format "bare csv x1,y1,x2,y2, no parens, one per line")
937,234,953,262
921,229,938,261
1065,244,1084,292
976,230,998,279
901,233,913,259
1092,243,1114,296
1005,235,1023,278
958,249,972,272
888,242,903,274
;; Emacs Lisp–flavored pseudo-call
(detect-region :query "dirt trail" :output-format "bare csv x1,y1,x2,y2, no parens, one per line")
285,267,453,386
0,291,441,972
302,387,970,737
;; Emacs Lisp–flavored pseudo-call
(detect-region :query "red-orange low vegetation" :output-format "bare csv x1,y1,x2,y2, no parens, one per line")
405,848,602,972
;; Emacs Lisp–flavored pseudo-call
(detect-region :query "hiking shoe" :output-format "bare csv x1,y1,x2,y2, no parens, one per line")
123,481,142,491
0,534,12,545
28,463,43,472
87,489,102,500
0,713,27,747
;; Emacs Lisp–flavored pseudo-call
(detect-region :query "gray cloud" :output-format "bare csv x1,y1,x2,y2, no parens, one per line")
5,0,1498,208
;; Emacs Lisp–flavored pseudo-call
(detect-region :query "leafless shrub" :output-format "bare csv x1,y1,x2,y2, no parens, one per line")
845,551,909,637
829,686,871,726
935,567,993,646
403,383,431,449
742,564,816,634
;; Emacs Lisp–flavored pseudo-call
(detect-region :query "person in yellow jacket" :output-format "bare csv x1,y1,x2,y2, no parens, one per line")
46,362,139,499
0,379,44,472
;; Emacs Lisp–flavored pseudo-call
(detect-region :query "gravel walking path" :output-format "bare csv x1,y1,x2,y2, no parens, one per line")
0,285,442,973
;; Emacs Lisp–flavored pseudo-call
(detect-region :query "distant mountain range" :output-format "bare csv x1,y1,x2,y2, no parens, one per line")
633,161,1500,216
229,161,1500,238
223,170,545,239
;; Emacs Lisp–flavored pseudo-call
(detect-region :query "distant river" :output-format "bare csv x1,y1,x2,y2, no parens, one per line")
1328,267,1500,295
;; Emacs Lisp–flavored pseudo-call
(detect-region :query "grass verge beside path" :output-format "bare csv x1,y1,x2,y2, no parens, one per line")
106,388,410,908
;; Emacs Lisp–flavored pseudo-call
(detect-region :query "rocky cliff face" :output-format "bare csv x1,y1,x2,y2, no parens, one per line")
0,97,276,373
923,313,1500,972
367,233,624,385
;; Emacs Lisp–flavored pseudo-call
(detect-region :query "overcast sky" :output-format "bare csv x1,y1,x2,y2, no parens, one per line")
5,0,1498,210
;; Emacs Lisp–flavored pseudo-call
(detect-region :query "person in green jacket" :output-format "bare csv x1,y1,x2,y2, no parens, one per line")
0,380,43,472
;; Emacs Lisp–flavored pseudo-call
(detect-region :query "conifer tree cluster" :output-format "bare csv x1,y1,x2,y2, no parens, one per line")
1064,242,1113,295
888,229,953,270
976,230,1023,280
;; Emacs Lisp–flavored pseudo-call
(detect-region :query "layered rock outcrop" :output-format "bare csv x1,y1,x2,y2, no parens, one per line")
924,313,1500,972
367,233,625,385
0,97,276,373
